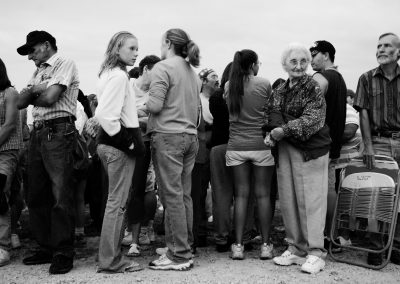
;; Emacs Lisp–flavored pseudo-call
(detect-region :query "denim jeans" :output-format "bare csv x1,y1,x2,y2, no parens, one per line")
0,150,18,251
151,132,198,262
27,122,76,257
97,144,136,272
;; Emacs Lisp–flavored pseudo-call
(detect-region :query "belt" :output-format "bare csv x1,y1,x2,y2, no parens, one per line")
33,116,75,130
373,131,400,139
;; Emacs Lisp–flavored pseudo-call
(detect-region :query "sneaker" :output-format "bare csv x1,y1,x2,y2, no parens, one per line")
149,254,193,271
11,233,21,249
49,255,73,274
156,247,168,255
122,230,133,246
0,248,10,267
138,227,150,245
126,243,141,257
230,244,244,260
301,255,325,274
260,243,274,260
148,225,156,242
273,250,306,266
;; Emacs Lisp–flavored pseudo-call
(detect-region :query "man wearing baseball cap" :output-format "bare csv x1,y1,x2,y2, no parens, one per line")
310,40,347,252
16,30,79,274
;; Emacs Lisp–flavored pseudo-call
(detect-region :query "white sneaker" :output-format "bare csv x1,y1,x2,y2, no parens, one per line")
301,255,325,274
273,250,306,266
149,254,193,271
230,244,244,260
138,227,151,245
156,247,168,255
260,243,274,260
0,248,10,267
11,233,21,249
122,230,133,246
126,243,141,257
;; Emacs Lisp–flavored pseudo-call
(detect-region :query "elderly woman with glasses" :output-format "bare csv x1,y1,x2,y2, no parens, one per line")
265,43,331,274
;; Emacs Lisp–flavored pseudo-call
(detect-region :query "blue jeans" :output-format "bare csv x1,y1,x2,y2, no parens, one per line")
28,122,76,257
97,144,136,272
151,132,198,262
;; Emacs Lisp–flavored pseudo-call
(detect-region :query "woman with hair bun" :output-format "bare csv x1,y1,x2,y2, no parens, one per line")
225,49,275,261
147,28,201,271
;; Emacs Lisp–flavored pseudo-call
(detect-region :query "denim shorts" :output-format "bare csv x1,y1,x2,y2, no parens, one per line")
225,150,275,167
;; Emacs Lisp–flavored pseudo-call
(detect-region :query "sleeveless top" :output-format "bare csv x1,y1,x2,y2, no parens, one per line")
0,87,23,151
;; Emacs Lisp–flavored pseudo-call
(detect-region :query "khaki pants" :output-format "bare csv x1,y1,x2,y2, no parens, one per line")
277,140,329,257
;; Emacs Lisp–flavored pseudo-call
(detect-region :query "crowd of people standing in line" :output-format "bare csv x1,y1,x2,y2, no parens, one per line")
0,28,400,276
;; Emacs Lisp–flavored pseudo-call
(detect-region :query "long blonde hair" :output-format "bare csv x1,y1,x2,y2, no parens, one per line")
99,31,137,77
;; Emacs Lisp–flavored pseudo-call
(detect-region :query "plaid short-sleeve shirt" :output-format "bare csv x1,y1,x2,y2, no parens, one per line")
353,64,400,133
28,53,79,121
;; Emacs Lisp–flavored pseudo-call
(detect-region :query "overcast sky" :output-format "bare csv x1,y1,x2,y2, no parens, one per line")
1,0,400,94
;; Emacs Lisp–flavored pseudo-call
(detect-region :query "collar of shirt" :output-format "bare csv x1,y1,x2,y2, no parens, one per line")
373,63,400,79
39,53,60,68
325,65,339,72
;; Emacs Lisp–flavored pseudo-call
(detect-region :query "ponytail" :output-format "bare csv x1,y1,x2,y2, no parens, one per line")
186,40,200,67
227,51,244,119
165,28,200,67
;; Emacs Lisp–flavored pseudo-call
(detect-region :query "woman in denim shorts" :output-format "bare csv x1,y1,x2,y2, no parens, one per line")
224,49,275,260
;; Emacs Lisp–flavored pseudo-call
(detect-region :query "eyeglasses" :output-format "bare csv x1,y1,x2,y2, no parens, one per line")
288,59,308,67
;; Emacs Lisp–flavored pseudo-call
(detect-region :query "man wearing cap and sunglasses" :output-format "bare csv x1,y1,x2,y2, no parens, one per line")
353,32,400,266
16,30,79,274
310,40,347,252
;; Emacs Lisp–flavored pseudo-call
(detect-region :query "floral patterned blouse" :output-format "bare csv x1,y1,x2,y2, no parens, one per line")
266,74,326,141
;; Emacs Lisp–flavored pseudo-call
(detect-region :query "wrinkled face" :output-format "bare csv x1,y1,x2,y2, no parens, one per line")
118,37,139,66
28,42,50,67
376,35,400,66
202,71,219,92
311,52,325,71
284,50,309,80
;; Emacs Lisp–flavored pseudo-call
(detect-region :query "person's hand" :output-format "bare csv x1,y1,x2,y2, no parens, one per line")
270,127,285,141
84,117,100,138
363,145,375,169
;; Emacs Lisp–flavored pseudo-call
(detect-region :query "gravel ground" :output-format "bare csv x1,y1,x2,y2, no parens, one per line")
1,204,400,283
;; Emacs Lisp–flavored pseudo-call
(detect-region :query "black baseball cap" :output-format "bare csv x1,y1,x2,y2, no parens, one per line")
17,30,56,55
309,40,336,58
